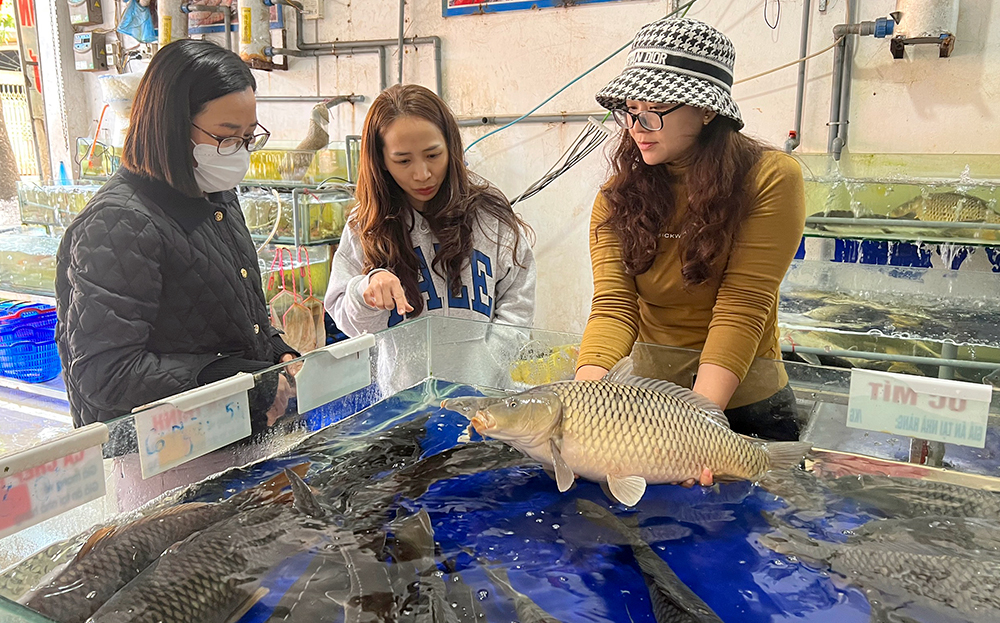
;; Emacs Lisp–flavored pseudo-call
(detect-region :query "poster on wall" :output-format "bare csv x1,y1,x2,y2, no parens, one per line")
186,0,282,34
444,0,633,17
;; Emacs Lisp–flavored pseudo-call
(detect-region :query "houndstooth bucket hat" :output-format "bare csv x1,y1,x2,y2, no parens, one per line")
597,17,743,129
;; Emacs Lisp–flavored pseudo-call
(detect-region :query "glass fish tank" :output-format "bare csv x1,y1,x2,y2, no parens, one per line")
0,233,61,297
797,153,1000,246
245,148,350,185
16,182,102,236
779,259,1000,349
1,317,999,623
240,184,352,246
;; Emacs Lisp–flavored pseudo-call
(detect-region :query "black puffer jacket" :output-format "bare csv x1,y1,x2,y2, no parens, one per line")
55,168,294,428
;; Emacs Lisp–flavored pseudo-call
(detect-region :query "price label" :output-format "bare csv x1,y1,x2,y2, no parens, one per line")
133,376,253,479
0,423,108,539
847,369,993,448
296,334,375,414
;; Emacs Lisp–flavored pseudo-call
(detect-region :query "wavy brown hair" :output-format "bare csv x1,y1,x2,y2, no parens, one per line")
351,84,531,316
600,116,766,286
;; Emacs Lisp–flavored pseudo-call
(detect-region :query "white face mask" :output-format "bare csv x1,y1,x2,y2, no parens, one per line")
191,141,251,194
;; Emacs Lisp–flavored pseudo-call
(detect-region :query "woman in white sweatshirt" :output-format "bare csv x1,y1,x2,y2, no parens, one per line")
325,84,536,340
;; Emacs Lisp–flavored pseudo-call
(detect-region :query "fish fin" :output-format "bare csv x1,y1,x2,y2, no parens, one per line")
762,441,812,472
607,475,647,507
549,439,575,493
283,467,325,518
797,352,822,366
605,356,636,381
392,509,436,562
223,586,269,623
605,360,729,428
232,462,312,508
576,498,641,541
75,524,120,560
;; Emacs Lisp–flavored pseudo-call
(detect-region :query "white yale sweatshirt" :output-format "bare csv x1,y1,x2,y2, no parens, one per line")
325,208,536,337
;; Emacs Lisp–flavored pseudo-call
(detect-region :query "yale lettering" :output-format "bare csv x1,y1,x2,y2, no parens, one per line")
388,246,494,327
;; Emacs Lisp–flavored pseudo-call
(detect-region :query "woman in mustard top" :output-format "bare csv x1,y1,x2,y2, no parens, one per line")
575,18,806,443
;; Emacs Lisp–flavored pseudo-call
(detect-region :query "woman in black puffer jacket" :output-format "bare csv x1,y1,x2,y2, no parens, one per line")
56,40,296,433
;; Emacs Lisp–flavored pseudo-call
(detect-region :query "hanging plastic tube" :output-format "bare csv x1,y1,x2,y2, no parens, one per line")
158,0,188,47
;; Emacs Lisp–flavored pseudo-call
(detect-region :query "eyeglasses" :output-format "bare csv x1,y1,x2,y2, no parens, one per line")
612,104,685,132
192,123,271,155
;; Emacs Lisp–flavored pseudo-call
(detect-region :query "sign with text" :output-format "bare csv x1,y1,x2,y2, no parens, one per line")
297,334,375,414
134,391,251,479
847,369,993,448
0,424,108,539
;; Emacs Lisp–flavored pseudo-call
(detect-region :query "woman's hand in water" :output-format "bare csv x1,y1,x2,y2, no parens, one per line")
364,270,415,316
266,371,295,426
279,352,302,377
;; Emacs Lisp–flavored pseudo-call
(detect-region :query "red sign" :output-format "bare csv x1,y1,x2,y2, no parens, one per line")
0,483,32,532
17,0,34,28
29,49,41,95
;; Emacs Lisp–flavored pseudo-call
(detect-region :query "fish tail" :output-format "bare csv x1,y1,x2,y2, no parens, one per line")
762,441,812,472
283,468,325,518
229,462,312,509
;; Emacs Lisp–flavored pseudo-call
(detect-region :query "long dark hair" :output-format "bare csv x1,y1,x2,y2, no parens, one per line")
352,84,531,316
122,39,256,197
600,116,766,286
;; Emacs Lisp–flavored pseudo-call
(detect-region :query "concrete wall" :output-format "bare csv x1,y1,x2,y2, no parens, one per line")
41,0,1000,333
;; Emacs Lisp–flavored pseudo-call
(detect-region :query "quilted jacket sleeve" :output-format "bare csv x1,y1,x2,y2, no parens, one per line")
61,206,219,418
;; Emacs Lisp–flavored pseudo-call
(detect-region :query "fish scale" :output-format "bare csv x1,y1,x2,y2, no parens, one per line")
828,474,1000,519
890,192,999,223
90,483,331,623
766,528,1000,620
21,502,239,623
550,382,770,483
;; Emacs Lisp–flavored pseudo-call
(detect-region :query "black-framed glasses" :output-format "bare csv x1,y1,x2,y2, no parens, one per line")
192,123,271,155
612,103,685,132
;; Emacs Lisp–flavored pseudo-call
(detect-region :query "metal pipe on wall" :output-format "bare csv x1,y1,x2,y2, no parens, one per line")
256,94,365,103
267,45,390,91
829,0,859,159
457,114,600,127
784,0,811,153
834,0,858,159
827,43,847,153
397,0,405,84
289,11,441,95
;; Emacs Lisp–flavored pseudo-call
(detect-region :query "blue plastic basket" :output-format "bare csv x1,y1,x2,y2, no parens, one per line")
0,340,61,382
0,307,57,346
0,300,40,316
0,306,61,383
